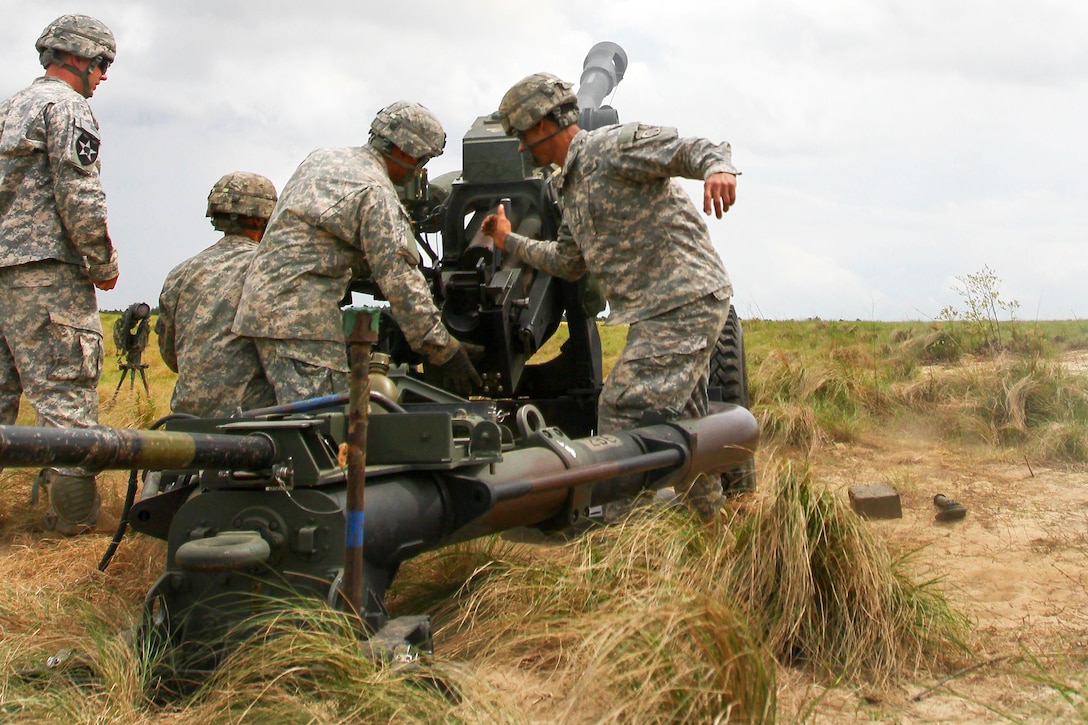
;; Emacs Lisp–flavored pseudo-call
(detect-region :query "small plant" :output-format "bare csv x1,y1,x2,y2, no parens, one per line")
938,265,1021,353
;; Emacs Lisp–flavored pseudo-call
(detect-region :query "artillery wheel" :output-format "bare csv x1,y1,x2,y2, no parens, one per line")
709,305,756,494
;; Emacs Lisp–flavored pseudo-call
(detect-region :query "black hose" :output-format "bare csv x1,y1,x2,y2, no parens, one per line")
97,413,196,572
96,468,137,572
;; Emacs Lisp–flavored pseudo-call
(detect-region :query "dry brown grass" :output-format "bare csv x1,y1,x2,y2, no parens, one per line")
3,315,1085,722
431,509,777,723
727,456,970,685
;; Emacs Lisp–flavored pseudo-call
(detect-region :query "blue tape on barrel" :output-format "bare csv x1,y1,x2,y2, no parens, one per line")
346,511,365,548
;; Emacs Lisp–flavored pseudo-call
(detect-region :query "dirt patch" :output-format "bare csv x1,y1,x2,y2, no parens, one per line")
786,431,1088,721
1062,350,1088,374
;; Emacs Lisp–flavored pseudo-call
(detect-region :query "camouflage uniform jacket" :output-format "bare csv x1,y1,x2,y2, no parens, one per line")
0,76,117,281
504,122,736,325
156,234,270,417
232,145,456,364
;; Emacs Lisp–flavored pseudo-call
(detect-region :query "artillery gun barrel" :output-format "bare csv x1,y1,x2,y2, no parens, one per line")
577,41,628,110
396,403,759,549
0,424,276,472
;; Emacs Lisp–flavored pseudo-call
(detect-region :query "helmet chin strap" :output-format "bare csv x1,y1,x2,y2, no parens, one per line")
381,149,428,183
525,126,562,150
382,151,415,172
57,56,94,97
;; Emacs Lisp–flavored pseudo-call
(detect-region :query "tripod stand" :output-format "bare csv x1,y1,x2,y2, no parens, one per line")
113,356,150,401
111,302,152,403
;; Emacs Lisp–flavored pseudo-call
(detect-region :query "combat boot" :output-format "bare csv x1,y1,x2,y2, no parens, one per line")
34,468,100,535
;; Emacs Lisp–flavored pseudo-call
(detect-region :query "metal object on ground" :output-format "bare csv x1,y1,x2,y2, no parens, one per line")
849,483,903,519
933,493,968,522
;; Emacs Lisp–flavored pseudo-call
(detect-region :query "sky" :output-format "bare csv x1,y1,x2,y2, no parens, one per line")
2,0,1086,321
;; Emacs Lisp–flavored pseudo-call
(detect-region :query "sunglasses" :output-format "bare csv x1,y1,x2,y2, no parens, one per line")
517,121,558,150
92,56,111,73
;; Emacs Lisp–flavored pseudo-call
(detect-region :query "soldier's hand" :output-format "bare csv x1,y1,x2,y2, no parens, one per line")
424,342,483,397
94,275,119,291
461,341,486,366
480,204,512,249
703,172,737,219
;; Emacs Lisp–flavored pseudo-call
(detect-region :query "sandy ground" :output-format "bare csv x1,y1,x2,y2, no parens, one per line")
780,428,1088,722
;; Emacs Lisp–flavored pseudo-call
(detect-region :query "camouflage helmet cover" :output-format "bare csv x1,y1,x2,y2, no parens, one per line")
206,172,278,220
370,101,446,159
497,72,578,136
36,14,116,63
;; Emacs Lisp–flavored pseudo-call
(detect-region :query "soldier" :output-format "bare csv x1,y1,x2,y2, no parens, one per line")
232,101,481,403
156,172,279,417
0,15,120,534
481,72,739,521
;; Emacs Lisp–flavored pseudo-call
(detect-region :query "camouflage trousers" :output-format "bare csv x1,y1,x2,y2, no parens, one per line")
253,337,348,405
0,261,102,428
171,374,278,418
598,290,731,435
598,291,731,523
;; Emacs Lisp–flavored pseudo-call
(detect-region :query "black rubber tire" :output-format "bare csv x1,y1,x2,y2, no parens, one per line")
709,305,750,408
709,305,756,494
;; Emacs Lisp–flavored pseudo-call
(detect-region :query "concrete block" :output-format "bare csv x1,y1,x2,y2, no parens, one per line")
848,483,902,519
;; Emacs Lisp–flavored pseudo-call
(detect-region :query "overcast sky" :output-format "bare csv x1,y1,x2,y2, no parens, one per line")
2,1,1085,321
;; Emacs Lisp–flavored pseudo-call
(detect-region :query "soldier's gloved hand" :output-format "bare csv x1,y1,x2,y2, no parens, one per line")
424,342,483,397
461,341,486,366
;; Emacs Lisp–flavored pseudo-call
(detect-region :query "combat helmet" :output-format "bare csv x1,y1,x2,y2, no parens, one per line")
207,172,278,232
369,101,446,160
36,15,116,98
497,72,579,136
36,14,116,65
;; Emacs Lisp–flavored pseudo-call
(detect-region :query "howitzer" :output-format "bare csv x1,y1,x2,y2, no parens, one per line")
0,368,758,668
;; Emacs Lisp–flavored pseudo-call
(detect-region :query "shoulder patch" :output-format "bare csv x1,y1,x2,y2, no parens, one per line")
72,123,101,166
616,121,640,146
618,123,677,148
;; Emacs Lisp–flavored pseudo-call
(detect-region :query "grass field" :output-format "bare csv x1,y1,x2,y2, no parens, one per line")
1,313,1086,722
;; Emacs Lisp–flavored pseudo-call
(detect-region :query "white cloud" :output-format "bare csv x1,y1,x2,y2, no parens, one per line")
2,0,1085,320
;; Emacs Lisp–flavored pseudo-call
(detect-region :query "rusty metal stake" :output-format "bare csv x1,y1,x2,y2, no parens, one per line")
342,307,379,623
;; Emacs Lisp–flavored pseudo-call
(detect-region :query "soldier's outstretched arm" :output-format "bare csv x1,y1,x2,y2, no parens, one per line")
360,191,456,363
703,172,738,219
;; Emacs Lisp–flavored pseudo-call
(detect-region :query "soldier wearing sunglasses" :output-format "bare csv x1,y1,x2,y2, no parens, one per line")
0,15,120,535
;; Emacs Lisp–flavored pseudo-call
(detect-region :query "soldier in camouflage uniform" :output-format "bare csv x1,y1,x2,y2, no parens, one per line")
232,101,481,403
156,172,279,417
482,73,739,522
0,15,119,534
